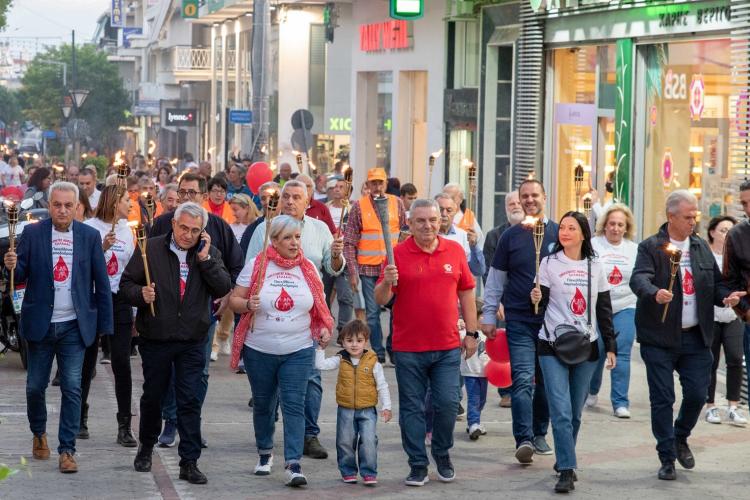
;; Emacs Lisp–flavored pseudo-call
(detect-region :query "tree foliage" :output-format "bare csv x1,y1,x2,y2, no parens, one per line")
20,44,130,149
0,0,12,32
0,86,22,125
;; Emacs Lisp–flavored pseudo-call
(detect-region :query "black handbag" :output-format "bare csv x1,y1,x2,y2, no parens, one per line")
543,258,593,366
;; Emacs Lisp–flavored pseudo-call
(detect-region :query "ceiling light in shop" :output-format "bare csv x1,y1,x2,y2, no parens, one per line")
688,146,704,153
605,145,615,152
574,144,592,151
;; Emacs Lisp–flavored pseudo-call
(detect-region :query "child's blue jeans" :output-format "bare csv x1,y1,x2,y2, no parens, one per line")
336,406,378,477
465,376,488,426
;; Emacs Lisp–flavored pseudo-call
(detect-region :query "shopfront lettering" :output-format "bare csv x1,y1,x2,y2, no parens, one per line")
329,117,352,132
658,10,689,27
697,6,731,24
664,71,687,100
359,20,411,52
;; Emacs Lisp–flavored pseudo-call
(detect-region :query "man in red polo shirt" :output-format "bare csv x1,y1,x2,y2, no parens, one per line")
375,198,477,487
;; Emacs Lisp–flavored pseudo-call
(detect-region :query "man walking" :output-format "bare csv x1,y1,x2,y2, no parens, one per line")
480,179,553,463
374,198,478,486
630,190,744,480
5,181,113,473
343,167,406,362
121,202,232,484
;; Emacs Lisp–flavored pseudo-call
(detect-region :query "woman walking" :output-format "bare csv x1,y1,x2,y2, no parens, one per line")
587,204,638,418
531,211,617,493
79,185,137,446
229,215,333,487
704,216,747,426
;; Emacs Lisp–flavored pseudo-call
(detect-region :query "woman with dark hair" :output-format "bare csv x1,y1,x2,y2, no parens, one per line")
530,211,617,493
76,188,94,221
704,215,746,426
79,185,137,445
23,166,52,209
156,165,172,194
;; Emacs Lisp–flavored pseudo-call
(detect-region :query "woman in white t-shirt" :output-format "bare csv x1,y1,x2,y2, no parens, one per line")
228,193,259,243
531,211,617,493
80,185,137,446
587,204,639,418
704,216,747,426
228,215,333,487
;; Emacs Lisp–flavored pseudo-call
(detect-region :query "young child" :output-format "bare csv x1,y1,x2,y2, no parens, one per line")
462,312,490,440
316,320,392,485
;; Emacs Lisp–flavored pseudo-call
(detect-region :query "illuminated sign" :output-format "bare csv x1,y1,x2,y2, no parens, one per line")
390,0,424,20
359,20,411,52
689,75,705,121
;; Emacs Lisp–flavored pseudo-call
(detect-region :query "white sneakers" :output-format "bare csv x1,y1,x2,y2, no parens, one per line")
706,406,748,426
467,423,487,440
585,394,598,408
254,454,273,475
614,407,631,419
219,339,232,355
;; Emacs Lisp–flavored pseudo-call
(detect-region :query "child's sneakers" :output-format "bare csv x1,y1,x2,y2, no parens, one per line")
467,423,487,441
341,475,357,483
362,475,378,486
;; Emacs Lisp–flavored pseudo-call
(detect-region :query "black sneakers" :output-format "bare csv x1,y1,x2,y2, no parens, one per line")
179,461,207,484
435,455,455,482
133,445,153,472
405,466,429,486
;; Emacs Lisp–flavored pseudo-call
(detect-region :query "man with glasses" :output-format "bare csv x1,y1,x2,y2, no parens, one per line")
149,173,243,447
435,193,485,277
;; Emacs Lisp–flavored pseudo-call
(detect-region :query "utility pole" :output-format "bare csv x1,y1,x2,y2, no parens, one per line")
251,0,270,162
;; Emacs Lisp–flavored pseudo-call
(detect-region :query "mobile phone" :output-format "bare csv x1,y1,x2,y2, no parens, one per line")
197,231,206,252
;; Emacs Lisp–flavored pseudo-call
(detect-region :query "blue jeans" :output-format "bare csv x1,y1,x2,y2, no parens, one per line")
589,308,636,410
360,275,384,358
465,377,488,426
160,320,216,422
304,368,323,438
506,320,549,446
26,320,85,455
640,328,713,463
394,349,460,468
243,346,314,465
539,354,599,470
139,338,205,464
336,406,378,477
334,272,354,332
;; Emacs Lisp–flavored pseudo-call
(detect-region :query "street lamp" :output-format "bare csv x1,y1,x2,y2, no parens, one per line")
70,89,89,109
61,95,73,119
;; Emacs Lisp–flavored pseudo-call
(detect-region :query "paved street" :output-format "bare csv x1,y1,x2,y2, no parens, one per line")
1,336,748,500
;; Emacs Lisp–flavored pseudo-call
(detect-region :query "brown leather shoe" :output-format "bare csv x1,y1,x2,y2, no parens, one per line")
59,452,78,473
32,433,50,460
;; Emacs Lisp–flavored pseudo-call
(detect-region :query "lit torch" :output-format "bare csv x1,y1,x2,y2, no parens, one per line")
427,149,443,197
523,216,546,314
293,151,304,174
52,164,66,182
129,221,155,316
661,244,683,323
111,155,129,233
583,194,592,219
574,163,584,212
465,159,477,228
338,166,353,236
142,191,156,226
6,201,19,296
249,190,281,331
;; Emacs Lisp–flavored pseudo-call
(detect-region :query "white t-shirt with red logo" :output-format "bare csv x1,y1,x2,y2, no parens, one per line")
169,239,189,299
671,238,698,329
591,236,637,313
51,227,76,322
238,257,315,355
536,251,610,342
84,218,135,293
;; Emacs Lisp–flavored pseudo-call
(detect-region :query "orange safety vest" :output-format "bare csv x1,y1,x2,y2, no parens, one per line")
127,193,142,223
357,195,400,266
457,208,476,232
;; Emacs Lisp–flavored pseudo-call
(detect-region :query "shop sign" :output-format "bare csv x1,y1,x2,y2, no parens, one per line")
134,100,160,116
165,108,197,127
359,20,411,52
229,109,252,124
663,70,687,100
689,75,705,121
661,148,673,188
111,0,124,28
182,0,199,19
444,89,479,128
329,117,352,132
122,27,143,49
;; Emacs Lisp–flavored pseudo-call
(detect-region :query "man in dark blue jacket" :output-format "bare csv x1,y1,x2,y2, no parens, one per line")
5,181,113,473
630,189,745,481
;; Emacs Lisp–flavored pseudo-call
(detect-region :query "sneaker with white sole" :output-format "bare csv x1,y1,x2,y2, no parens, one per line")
219,339,231,355
341,475,357,483
614,407,631,419
285,463,307,487
210,351,218,362
515,441,534,464
585,394,598,408
405,466,429,486
434,455,455,482
467,423,486,441
254,454,273,475
727,407,747,427
705,406,722,424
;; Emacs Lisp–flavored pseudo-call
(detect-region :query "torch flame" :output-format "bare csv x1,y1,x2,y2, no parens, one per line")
522,215,538,227
430,149,443,160
147,140,156,156
462,159,473,168
666,243,679,254
127,220,139,229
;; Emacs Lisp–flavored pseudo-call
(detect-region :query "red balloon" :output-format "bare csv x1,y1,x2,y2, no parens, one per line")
485,328,510,363
246,162,273,194
485,361,512,388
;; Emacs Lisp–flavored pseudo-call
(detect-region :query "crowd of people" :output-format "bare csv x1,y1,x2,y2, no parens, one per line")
4,147,750,493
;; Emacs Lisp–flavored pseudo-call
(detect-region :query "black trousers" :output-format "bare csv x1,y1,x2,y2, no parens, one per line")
80,292,134,415
708,319,744,404
138,338,205,465
640,327,712,463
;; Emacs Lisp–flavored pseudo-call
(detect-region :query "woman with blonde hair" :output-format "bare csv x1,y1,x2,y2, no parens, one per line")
228,193,260,243
587,203,639,418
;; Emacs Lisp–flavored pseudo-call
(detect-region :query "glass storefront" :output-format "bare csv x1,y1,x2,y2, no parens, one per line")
550,46,617,220
641,38,732,236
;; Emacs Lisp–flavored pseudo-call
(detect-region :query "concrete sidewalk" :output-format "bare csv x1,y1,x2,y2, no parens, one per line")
1,340,748,499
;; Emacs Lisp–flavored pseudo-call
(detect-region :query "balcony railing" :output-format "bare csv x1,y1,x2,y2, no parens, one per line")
171,46,236,71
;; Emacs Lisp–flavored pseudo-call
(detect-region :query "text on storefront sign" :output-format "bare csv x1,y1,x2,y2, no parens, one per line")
359,20,411,52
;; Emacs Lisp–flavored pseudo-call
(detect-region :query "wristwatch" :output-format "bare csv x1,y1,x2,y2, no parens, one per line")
467,331,480,339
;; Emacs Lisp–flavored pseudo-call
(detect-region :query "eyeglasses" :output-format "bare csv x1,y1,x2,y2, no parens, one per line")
210,188,227,194
178,189,200,198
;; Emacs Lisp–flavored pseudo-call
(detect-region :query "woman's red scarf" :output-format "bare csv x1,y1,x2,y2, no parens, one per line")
207,199,225,217
230,245,333,369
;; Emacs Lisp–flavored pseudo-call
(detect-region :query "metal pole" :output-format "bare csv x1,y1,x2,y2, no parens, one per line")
251,0,270,162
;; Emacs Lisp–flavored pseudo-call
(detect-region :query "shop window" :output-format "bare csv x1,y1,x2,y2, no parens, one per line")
551,45,616,219
452,21,480,89
642,39,731,236
376,71,393,173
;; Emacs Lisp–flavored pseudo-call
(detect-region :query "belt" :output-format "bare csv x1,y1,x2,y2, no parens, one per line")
681,325,700,332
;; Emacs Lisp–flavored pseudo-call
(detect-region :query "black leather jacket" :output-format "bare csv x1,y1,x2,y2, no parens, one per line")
630,224,732,350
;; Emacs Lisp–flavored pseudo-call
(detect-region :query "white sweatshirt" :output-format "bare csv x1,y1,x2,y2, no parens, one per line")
315,349,392,410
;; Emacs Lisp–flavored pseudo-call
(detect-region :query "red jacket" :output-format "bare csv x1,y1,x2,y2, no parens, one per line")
306,199,336,234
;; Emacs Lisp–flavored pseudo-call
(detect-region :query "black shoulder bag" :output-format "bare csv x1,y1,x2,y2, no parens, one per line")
543,258,592,366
